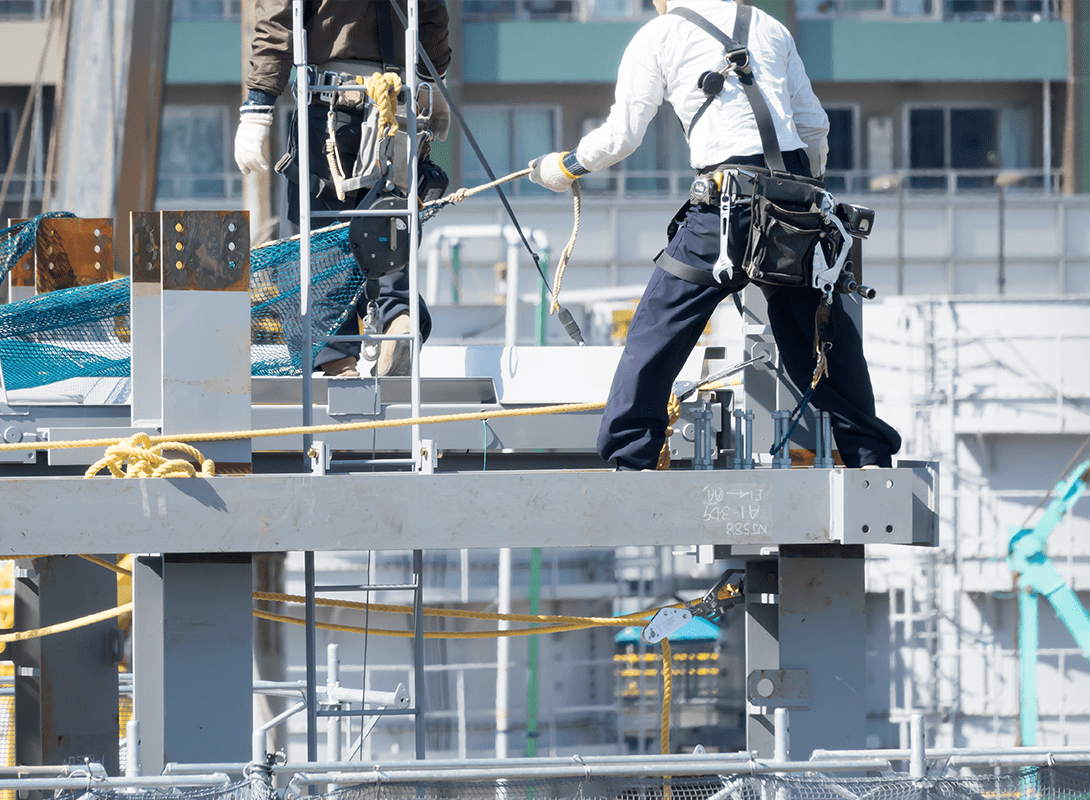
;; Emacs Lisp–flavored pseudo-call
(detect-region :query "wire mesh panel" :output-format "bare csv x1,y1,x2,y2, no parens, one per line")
0,215,365,392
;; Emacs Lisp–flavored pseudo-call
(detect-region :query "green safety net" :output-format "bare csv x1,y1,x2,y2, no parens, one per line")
0,214,365,393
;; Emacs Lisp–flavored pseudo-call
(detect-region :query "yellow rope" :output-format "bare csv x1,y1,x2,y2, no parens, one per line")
83,433,215,479
253,590,666,626
363,72,403,139
0,603,131,644
78,554,130,576
550,180,580,314
0,401,607,454
253,608,634,639
656,392,682,471
660,638,673,754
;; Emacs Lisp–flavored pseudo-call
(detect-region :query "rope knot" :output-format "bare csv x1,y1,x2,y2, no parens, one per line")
364,72,403,139
85,433,216,479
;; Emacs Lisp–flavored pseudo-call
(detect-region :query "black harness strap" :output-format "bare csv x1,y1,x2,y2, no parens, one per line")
670,5,786,173
655,249,721,288
375,0,400,75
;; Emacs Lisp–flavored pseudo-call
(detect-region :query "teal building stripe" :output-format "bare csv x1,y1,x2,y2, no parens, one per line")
167,21,243,85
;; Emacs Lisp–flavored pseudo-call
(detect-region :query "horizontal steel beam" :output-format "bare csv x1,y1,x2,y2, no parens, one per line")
0,465,933,554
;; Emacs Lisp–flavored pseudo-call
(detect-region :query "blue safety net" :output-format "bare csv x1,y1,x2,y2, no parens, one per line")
0,215,364,392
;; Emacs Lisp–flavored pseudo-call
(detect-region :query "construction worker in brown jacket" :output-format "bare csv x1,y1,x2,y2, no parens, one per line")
235,0,452,377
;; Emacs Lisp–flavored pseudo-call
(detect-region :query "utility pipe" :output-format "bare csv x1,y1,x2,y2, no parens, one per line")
496,547,512,758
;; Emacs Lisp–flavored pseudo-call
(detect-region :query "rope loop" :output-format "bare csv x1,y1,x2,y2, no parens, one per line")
364,72,403,139
84,433,216,479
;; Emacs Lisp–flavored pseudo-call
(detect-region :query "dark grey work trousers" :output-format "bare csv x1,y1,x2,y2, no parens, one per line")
283,103,432,360
596,149,901,470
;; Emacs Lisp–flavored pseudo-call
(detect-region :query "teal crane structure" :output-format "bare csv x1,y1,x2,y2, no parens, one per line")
1007,455,1090,746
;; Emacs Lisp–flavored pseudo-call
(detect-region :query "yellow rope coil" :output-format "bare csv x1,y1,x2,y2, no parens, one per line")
364,72,402,139
84,433,215,479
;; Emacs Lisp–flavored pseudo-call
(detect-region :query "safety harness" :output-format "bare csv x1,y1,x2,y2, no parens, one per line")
659,4,875,459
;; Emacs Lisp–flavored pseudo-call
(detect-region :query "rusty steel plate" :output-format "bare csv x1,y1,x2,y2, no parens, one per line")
35,218,114,294
7,218,34,287
131,211,162,284
160,210,249,292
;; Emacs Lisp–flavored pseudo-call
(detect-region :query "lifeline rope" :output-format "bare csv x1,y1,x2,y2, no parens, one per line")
0,401,607,455
0,603,131,644
661,638,674,760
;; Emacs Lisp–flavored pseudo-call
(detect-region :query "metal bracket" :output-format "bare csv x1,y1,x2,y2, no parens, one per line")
747,668,809,707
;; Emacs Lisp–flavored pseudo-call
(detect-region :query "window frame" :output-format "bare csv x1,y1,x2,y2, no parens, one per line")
458,103,563,198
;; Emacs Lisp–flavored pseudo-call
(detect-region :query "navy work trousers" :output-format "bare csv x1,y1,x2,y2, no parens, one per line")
597,150,901,470
284,103,432,360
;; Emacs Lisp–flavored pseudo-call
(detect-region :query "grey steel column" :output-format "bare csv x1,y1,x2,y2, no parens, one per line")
13,556,121,780
745,546,867,759
133,555,253,772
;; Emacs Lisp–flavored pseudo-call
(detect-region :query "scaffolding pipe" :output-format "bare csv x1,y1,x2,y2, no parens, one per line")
496,547,512,758
284,759,893,788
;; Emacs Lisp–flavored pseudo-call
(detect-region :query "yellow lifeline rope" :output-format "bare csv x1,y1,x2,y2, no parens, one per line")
4,557,685,753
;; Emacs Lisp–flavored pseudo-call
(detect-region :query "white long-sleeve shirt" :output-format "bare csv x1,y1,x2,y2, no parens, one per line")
574,0,829,176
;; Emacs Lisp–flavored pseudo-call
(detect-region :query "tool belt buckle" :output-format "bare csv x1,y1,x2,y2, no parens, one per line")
318,70,342,105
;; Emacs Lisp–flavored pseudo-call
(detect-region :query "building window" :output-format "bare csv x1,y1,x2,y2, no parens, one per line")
0,107,14,172
906,104,1030,190
172,0,241,22
156,104,241,207
0,0,49,19
823,105,858,193
460,106,559,197
463,0,575,21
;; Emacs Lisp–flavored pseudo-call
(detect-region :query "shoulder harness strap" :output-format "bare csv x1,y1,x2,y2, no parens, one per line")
669,5,786,173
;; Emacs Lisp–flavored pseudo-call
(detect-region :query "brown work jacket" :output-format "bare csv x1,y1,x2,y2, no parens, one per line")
246,0,452,98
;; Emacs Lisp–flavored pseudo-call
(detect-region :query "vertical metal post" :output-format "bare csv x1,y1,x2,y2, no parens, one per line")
1043,80,1052,194
910,713,925,778
1019,585,1039,746
773,708,788,761
896,180,904,295
292,0,313,461
126,720,141,777
406,0,423,462
496,547,512,758
733,408,744,470
327,644,342,764
413,549,427,759
998,185,1006,295
305,551,318,762
744,410,755,469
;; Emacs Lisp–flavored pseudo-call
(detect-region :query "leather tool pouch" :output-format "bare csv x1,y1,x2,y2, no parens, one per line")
742,173,825,287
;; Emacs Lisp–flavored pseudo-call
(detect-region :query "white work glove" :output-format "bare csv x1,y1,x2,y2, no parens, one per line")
233,105,274,174
528,151,575,193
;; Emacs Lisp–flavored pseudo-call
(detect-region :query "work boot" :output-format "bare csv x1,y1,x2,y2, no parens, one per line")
318,355,360,378
377,313,412,377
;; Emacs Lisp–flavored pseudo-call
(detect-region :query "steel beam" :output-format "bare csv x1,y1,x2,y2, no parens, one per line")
0,466,933,555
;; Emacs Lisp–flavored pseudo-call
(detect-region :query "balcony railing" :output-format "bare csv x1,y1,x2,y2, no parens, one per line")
796,0,1058,21
462,0,1059,22
570,167,1062,201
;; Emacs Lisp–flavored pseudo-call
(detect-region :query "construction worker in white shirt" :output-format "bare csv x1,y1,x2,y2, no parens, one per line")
530,0,900,470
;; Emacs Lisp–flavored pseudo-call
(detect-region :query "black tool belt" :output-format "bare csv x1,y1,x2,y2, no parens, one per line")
689,164,824,206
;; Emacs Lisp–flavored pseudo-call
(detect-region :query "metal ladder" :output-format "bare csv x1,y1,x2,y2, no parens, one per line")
289,0,429,762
